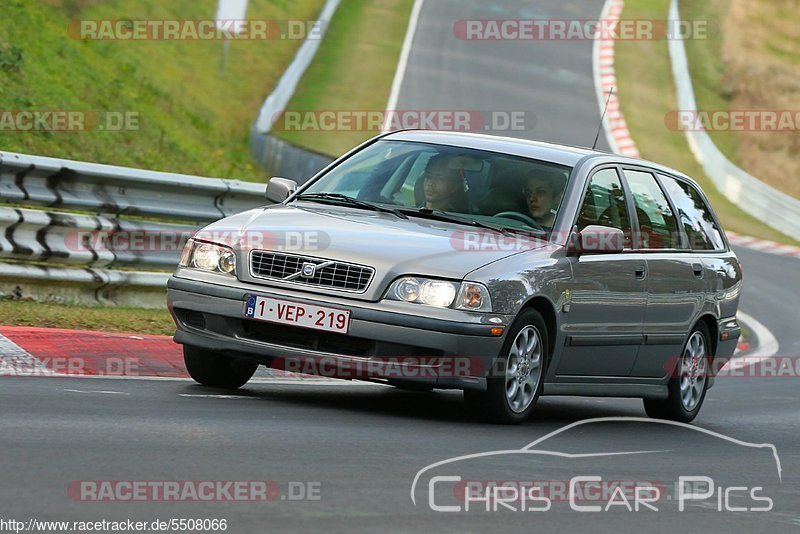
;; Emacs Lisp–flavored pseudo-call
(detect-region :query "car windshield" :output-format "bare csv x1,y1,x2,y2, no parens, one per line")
297,140,572,236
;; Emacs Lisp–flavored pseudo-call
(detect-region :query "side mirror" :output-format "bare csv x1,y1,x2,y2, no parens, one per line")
265,177,298,203
569,225,625,254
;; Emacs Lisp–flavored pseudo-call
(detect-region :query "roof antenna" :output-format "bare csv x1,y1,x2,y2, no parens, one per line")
592,87,614,151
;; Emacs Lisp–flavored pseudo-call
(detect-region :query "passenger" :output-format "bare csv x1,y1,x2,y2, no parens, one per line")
523,171,566,229
420,155,470,212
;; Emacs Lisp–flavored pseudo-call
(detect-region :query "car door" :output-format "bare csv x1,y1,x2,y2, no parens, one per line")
557,166,648,377
622,169,704,378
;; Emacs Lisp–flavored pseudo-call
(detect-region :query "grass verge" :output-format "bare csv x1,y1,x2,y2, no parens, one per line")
614,0,799,245
0,0,326,181
681,0,800,198
273,0,414,156
0,300,175,335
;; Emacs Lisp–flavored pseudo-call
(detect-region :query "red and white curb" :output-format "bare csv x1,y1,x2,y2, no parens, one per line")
727,232,800,259
0,327,345,384
593,0,639,158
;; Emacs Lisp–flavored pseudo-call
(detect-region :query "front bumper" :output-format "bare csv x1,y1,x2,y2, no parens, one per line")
167,275,511,391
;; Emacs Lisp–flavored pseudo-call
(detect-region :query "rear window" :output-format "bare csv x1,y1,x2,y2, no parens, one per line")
623,169,682,250
660,175,725,251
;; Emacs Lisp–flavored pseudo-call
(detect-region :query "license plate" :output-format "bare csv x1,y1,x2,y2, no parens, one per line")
244,295,351,334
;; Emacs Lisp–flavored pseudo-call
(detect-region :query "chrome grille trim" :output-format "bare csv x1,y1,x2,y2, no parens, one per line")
249,251,374,293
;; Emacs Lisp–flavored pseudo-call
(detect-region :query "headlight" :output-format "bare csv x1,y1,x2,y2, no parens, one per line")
179,239,236,275
386,277,492,311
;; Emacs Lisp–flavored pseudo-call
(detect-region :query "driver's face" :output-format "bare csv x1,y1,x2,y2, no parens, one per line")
423,167,460,207
524,178,555,220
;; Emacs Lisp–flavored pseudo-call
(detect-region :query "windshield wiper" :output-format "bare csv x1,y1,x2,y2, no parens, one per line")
397,208,521,236
294,193,408,219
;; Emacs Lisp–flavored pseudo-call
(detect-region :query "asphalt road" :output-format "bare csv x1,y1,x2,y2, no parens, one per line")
394,0,612,150
2,0,799,532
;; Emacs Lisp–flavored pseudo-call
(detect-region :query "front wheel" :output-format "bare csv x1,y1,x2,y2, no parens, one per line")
643,323,711,422
465,309,548,424
183,345,258,389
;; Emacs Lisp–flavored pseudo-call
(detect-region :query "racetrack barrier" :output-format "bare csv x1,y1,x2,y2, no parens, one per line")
0,150,266,306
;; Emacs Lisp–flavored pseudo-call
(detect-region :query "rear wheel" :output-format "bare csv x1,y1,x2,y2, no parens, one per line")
465,309,548,424
183,345,258,389
644,323,711,422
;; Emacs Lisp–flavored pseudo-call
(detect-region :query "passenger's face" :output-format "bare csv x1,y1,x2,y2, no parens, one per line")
423,166,460,207
525,178,555,220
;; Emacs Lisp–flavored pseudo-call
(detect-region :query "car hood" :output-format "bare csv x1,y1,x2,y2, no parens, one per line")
194,203,549,300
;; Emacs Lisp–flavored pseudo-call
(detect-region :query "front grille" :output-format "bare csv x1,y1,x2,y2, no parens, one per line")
250,251,374,292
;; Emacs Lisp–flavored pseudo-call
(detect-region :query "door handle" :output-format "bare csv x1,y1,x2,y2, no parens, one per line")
692,263,703,278
635,262,646,279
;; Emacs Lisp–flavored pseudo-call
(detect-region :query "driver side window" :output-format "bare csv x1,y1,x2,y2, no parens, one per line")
577,168,633,247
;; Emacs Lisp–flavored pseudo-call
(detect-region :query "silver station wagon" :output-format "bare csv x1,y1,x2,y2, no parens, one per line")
168,131,742,424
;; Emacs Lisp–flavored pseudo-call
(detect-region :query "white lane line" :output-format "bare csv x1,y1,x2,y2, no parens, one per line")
0,333,54,376
63,389,130,395
382,0,425,130
179,394,262,400
724,310,780,372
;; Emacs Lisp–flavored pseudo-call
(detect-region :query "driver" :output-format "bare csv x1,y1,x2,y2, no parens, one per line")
420,155,470,212
523,171,566,230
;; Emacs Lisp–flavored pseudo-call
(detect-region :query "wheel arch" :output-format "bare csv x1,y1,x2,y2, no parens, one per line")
695,314,719,356
519,296,558,362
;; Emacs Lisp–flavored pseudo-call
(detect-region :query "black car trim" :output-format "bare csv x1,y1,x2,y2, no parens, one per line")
566,334,645,346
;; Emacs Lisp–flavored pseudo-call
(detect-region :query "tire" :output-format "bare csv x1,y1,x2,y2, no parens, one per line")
465,309,548,424
183,345,258,389
643,322,712,422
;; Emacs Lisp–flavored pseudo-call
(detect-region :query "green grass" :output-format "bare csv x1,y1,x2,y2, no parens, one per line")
680,0,800,199
614,0,799,245
0,0,326,181
0,299,175,335
273,0,414,156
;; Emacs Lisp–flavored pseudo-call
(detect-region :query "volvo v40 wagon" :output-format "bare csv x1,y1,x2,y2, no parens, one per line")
167,131,742,424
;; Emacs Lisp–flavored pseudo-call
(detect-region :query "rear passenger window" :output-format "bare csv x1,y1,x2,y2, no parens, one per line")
660,175,725,251
576,168,633,247
623,170,681,250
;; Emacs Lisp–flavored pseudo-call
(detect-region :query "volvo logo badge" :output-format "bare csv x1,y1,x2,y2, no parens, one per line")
301,263,317,278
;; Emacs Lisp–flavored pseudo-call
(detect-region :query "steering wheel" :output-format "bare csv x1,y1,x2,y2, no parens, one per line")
493,211,543,230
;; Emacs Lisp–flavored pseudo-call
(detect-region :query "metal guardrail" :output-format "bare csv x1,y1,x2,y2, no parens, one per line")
0,151,264,221
0,151,267,298
669,0,800,241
